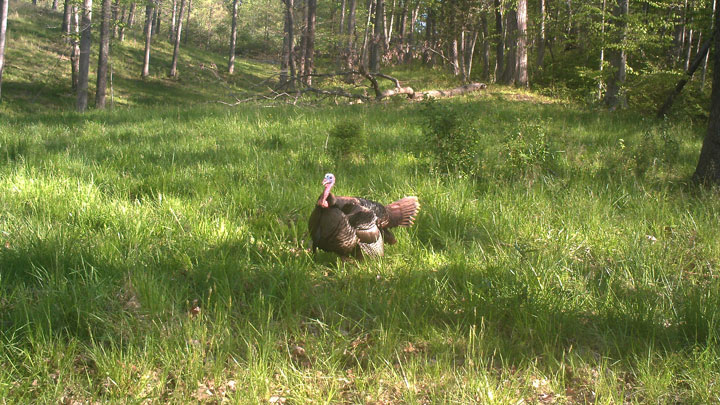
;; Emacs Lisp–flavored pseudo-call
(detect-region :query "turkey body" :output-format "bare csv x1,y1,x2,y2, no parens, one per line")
309,176,419,258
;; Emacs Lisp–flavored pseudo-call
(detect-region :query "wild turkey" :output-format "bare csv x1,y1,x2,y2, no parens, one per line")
308,173,419,259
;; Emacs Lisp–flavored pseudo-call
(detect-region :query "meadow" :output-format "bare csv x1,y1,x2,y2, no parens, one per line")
2,2,720,403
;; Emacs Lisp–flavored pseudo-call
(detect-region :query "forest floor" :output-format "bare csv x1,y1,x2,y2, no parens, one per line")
2,1,720,403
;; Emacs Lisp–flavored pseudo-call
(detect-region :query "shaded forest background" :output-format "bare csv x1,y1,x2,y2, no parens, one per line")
0,0,715,117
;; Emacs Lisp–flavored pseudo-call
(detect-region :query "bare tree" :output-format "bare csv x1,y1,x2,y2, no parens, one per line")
228,0,239,74
96,0,111,108
142,1,155,78
169,0,185,77
516,0,528,87
694,0,720,184
77,0,93,112
0,0,8,101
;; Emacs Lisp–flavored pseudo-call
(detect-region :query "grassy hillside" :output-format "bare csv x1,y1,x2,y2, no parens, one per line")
2,2,720,404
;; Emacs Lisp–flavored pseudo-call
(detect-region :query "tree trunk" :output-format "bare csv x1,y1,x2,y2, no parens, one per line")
280,0,296,86
339,0,346,36
112,0,120,38
141,2,154,78
502,9,517,84
0,0,8,101
685,28,694,71
169,0,176,42
405,2,418,62
118,6,126,41
604,0,628,110
494,0,504,82
361,0,373,68
303,0,316,84
450,37,460,76
703,0,716,88
169,0,185,77
694,0,720,184
384,0,394,48
516,0,528,87
183,0,190,44
76,0,93,112
598,0,606,99
462,31,478,82
95,0,111,108
228,0,238,74
480,11,490,80
52,0,58,11
369,0,384,72
345,0,356,69
537,0,545,68
152,0,162,37
127,2,136,27
62,0,72,38
298,0,308,78
70,5,80,89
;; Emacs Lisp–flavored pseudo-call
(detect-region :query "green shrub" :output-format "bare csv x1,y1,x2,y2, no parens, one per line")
328,121,365,159
504,120,553,175
421,99,481,177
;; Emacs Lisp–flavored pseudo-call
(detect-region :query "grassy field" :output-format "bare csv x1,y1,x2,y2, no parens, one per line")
2,2,720,404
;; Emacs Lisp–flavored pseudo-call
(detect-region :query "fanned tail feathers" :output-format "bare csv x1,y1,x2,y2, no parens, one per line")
386,196,420,228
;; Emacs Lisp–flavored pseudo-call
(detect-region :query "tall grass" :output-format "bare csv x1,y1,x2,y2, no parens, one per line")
1,91,719,402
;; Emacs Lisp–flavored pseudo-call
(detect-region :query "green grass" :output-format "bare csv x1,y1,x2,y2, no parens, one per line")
1,94,719,403
1,2,720,403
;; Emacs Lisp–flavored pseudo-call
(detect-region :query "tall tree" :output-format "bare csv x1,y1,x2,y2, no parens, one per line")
95,0,112,108
76,0,93,112
694,0,720,184
169,0,185,77
604,0,628,110
0,0,8,101
228,0,239,74
112,0,120,37
480,10,490,80
141,0,155,78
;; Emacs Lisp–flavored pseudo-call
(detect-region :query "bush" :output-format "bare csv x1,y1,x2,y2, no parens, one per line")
421,99,481,177
327,121,365,159
504,120,553,175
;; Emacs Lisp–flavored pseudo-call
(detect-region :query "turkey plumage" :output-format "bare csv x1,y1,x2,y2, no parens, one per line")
308,173,419,258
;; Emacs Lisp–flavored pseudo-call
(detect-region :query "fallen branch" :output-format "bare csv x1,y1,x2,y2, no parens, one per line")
219,69,486,105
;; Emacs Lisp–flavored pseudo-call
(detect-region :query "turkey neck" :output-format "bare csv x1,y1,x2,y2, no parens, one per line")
319,182,335,207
